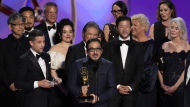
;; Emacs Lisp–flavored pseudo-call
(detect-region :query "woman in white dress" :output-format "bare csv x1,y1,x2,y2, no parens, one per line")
48,18,74,106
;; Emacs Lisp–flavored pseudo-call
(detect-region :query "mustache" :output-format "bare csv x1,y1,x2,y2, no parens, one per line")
26,22,32,25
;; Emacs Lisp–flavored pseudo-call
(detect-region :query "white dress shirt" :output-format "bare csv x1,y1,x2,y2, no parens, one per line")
186,65,190,85
30,48,47,88
46,22,57,46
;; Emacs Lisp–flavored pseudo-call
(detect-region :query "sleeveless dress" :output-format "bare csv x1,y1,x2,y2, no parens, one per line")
154,21,170,49
136,39,158,107
158,49,187,107
105,23,119,41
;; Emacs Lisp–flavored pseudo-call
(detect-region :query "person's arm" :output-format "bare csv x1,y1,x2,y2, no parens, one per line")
148,24,155,40
103,24,110,42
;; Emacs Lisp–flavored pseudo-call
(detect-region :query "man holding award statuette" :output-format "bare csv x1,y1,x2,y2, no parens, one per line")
67,38,117,107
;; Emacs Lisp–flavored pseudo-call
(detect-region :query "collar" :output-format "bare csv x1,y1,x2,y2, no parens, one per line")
30,48,41,57
25,27,34,33
119,36,130,41
45,21,57,27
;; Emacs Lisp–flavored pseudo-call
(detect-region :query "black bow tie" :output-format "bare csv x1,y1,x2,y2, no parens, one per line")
118,40,130,46
47,24,55,31
36,53,44,60
24,31,29,36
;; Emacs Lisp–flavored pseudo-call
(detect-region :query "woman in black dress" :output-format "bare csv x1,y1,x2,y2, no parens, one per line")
148,0,177,49
103,1,128,42
158,17,189,107
131,13,158,107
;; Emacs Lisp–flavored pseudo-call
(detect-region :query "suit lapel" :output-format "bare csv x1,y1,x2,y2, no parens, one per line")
115,39,124,69
43,54,50,79
79,42,86,57
124,39,135,71
28,51,45,78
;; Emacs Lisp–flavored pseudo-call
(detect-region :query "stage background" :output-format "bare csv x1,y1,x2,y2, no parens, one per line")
0,0,189,44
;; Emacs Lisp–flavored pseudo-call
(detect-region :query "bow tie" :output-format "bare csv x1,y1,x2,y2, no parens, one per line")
118,40,130,46
47,24,55,31
24,31,29,36
36,53,44,60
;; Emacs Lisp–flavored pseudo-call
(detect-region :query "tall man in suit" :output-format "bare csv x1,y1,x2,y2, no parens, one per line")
35,2,59,52
19,6,35,37
67,38,117,107
0,13,30,107
102,16,144,107
184,54,190,107
14,29,62,107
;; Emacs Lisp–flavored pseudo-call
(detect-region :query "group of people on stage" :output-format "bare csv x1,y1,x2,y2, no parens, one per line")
0,0,190,107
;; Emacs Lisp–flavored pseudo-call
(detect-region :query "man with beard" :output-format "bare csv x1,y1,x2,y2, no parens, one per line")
19,6,35,37
67,38,117,107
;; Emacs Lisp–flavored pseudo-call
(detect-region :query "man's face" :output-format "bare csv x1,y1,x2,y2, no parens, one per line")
83,27,98,43
8,19,25,37
21,10,35,31
117,20,131,39
87,41,102,61
29,36,45,54
44,6,57,25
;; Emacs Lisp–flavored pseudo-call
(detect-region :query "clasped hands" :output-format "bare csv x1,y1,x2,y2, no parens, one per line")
81,85,99,104
161,84,177,96
118,85,131,95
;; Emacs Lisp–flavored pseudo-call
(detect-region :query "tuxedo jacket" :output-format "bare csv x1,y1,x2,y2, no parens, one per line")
184,54,190,107
102,38,144,101
35,22,59,52
14,50,52,107
65,41,86,76
67,57,117,107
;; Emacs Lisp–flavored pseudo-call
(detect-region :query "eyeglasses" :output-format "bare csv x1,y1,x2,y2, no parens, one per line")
88,48,102,52
11,23,25,27
111,10,122,14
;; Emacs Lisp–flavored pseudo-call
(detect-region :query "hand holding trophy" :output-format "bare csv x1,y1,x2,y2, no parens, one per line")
78,67,93,103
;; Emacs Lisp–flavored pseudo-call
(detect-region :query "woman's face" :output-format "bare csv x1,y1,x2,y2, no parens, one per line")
170,22,181,39
159,4,173,21
112,5,123,19
60,25,73,43
131,19,144,37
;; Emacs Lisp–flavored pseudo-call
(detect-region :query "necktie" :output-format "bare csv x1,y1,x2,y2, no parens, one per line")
47,24,55,31
36,53,44,60
118,40,130,46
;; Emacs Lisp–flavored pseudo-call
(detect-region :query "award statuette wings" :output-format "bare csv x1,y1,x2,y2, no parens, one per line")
77,67,93,103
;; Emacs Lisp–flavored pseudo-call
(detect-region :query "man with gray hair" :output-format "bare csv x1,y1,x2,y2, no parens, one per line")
35,2,59,52
0,12,30,107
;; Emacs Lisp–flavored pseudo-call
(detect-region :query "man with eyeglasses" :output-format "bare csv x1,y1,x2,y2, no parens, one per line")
67,38,117,107
35,2,59,52
0,13,30,107
65,21,99,107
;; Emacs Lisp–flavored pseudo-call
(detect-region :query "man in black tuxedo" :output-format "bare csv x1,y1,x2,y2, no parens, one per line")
65,21,99,107
102,16,144,107
0,13,30,107
14,29,62,107
35,2,59,52
65,21,99,76
19,6,35,37
67,38,117,107
184,54,190,107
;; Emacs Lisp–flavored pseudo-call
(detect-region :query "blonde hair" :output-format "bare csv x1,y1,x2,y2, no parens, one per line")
131,13,150,32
